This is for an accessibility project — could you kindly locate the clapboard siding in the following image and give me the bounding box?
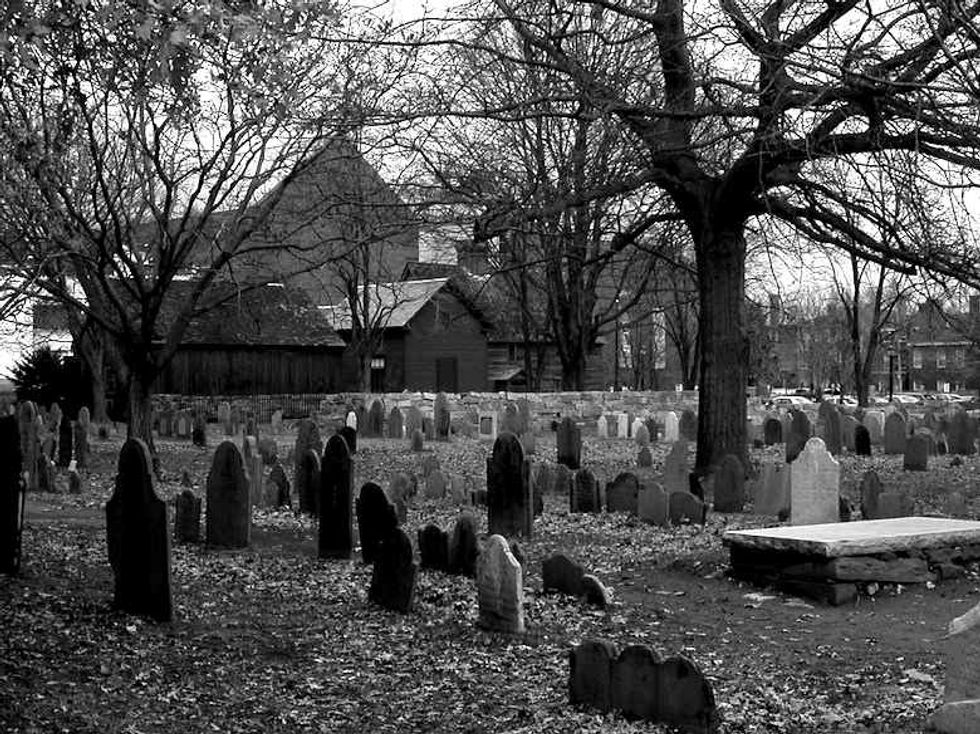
[159,347,343,395]
[403,292,487,392]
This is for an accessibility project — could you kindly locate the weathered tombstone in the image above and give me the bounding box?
[606,472,640,514]
[297,449,321,517]
[418,523,450,572]
[319,434,354,559]
[410,428,424,452]
[425,469,447,500]
[713,454,745,513]
[637,446,653,468]
[929,601,980,734]
[596,415,608,439]
[634,421,649,447]
[368,527,417,614]
[192,413,207,448]
[449,473,468,504]
[388,472,415,505]
[266,461,291,507]
[819,402,842,455]
[387,407,404,439]
[0,415,26,575]
[668,490,706,525]
[57,417,73,467]
[884,412,907,455]
[338,425,357,455]
[676,409,695,442]
[571,468,601,514]
[611,645,663,721]
[663,411,679,442]
[405,405,423,437]
[542,553,585,596]
[344,409,358,431]
[763,417,783,446]
[655,656,719,733]
[946,491,968,518]
[106,438,172,622]
[663,439,689,495]
[786,409,812,463]
[257,437,278,466]
[904,434,930,471]
[218,401,232,436]
[434,392,451,440]
[854,424,872,456]
[556,417,581,470]
[206,441,251,548]
[174,489,201,544]
[569,639,617,711]
[863,410,885,445]
[357,482,398,565]
[448,512,479,577]
[753,463,789,516]
[476,534,524,634]
[860,470,883,520]
[229,406,241,436]
[365,399,383,438]
[486,432,532,538]
[638,482,669,527]
[478,411,498,439]
[18,402,39,492]
[841,414,858,452]
[876,491,914,519]
[949,411,978,456]
[244,438,264,508]
[790,437,840,526]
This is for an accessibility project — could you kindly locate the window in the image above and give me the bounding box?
[937,349,947,369]
[956,348,966,367]
[370,356,386,393]
[912,348,923,368]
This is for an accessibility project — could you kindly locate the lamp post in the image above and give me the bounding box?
[888,350,897,402]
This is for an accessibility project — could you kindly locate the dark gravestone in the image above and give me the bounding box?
[356,482,398,565]
[903,434,930,471]
[267,462,291,507]
[367,399,385,438]
[948,411,978,456]
[638,482,669,526]
[786,409,812,463]
[606,472,640,514]
[74,408,90,469]
[422,416,435,440]
[192,414,207,448]
[338,426,357,455]
[763,417,783,446]
[174,489,202,544]
[106,439,172,622]
[319,434,354,559]
[368,527,417,614]
[434,392,451,440]
[68,469,82,494]
[669,491,707,525]
[448,512,479,577]
[410,428,424,451]
[860,470,883,520]
[679,409,697,442]
[556,417,581,470]
[387,407,404,439]
[819,402,842,455]
[542,553,584,596]
[571,468,601,513]
[876,491,914,519]
[581,574,611,609]
[206,441,251,548]
[0,415,26,575]
[883,412,907,455]
[854,424,872,456]
[486,432,533,538]
[57,417,73,468]
[611,645,662,721]
[713,454,745,513]
[657,656,720,733]
[688,472,705,501]
[638,446,653,468]
[257,437,278,465]
[19,402,39,492]
[418,523,450,571]
[297,449,321,517]
[569,639,617,711]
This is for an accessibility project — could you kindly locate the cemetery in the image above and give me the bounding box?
[4,398,980,732]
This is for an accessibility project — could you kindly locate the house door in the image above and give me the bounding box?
[435,357,458,392]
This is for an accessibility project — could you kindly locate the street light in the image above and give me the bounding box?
[888,350,897,402]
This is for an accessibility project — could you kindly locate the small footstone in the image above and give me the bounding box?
[580,574,611,608]
[542,553,584,596]
[174,489,201,544]
[669,491,706,525]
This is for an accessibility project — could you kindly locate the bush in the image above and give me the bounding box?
[9,347,90,419]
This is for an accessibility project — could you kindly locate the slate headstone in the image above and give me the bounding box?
[267,461,291,507]
[448,512,479,577]
[854,424,872,456]
[297,449,321,517]
[556,417,581,470]
[338,426,357,455]
[319,434,354,559]
[476,534,524,634]
[679,409,697,441]
[663,411,679,442]
[606,472,639,514]
[0,415,26,575]
[638,482,669,527]
[596,415,608,439]
[764,417,783,446]
[387,407,404,439]
[569,639,616,711]
[786,409,812,463]
[949,411,978,456]
[637,446,653,468]
[571,468,601,514]
[486,432,532,538]
[206,441,251,548]
[668,490,706,525]
[418,523,450,572]
[713,454,745,513]
[663,440,689,495]
[425,469,447,500]
[819,402,842,455]
[368,527,416,614]
[74,408,90,470]
[753,462,789,517]
[904,434,930,471]
[860,470,883,520]
[434,392,451,440]
[884,412,907,455]
[357,482,398,565]
[634,422,650,448]
[542,553,585,596]
[57,417,73,467]
[174,489,201,544]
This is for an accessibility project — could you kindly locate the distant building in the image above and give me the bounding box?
[905,297,980,393]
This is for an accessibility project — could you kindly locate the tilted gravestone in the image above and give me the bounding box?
[904,434,930,471]
[1,415,26,575]
[418,523,450,572]
[763,417,783,446]
[713,454,745,513]
[368,527,416,614]
[434,392,451,440]
[357,482,398,565]
[571,468,601,514]
[106,438,172,622]
[884,412,907,455]
[206,440,251,548]
[297,449,321,517]
[448,512,479,577]
[679,409,697,442]
[319,434,354,559]
[606,472,640,514]
[476,534,524,634]
[486,432,532,538]
[790,437,839,526]
[174,489,201,544]
[542,553,585,596]
[556,417,581,470]
[638,482,669,527]
[854,424,872,456]
[786,409,812,463]
[668,490,707,525]
[387,407,404,439]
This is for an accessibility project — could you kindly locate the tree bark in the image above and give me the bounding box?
[694,224,748,472]
[127,372,156,458]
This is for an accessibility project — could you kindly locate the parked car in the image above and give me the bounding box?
[768,395,815,408]
[891,394,921,406]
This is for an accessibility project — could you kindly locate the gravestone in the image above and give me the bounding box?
[581,574,611,608]
[174,489,201,544]
[257,437,278,466]
[266,461,290,507]
[819,402,842,455]
[884,412,907,455]
[368,527,416,614]
[404,405,423,437]
[46,403,61,461]
[345,409,358,430]
[335,426,355,455]
[606,472,640,514]
[68,468,82,494]
[946,491,968,518]
[0,415,26,575]
[18,401,39,492]
[421,453,440,477]
[449,473,468,504]
[206,441,251,548]
[556,417,581,470]
[860,470,883,520]
[270,409,283,434]
[876,491,913,519]
[753,463,789,516]
[367,399,385,438]
[596,415,608,439]
[571,468,601,514]
[841,414,858,452]
[500,402,521,435]
[638,482,669,527]
[663,411,679,442]
[294,419,322,495]
[418,523,450,572]
[410,428,424,451]
[74,408,90,469]
[476,534,524,634]
[297,449,321,517]
[863,410,885,445]
[425,469,447,500]
[786,409,812,463]
[663,440,689,495]
[668,490,706,525]
[904,434,930,471]
[357,482,399,565]
[486,432,532,538]
[949,411,978,456]
[422,416,435,441]
[106,438,172,622]
[854,424,872,456]
[319,434,354,559]
[542,553,584,596]
[434,393,451,440]
[713,454,745,513]
[448,512,479,577]
[516,398,532,437]
[929,601,980,734]
[57,417,73,467]
[387,407,404,439]
[679,409,697,441]
[389,472,415,505]
[569,639,617,711]
[634,421,650,447]
[218,402,232,435]
[192,414,207,448]
[637,446,653,468]
[763,417,783,446]
[790,437,840,526]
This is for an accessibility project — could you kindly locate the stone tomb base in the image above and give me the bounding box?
[723,518,980,606]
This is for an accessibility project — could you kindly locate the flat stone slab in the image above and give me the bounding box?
[723,517,980,558]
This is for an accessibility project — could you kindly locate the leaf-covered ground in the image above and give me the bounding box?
[3,427,980,733]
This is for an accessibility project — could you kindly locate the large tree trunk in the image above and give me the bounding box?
[127,373,156,457]
[694,225,748,472]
